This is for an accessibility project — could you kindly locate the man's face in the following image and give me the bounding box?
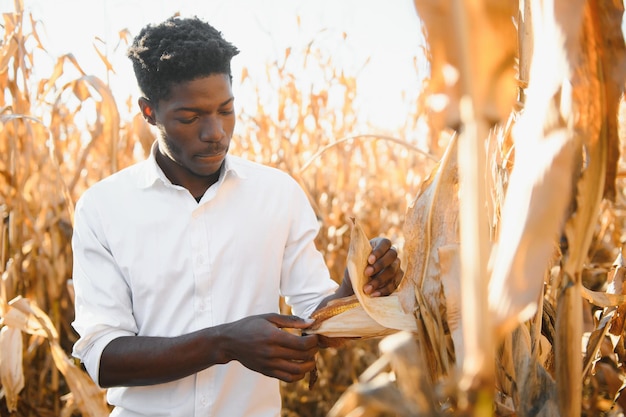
[142,74,236,189]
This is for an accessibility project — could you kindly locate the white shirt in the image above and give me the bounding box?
[71,149,338,417]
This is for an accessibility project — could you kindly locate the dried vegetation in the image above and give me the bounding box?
[0,2,430,416]
[2,1,626,417]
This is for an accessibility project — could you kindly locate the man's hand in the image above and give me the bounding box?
[362,237,403,297]
[220,314,319,383]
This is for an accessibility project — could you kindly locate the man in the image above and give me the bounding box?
[71,15,402,417]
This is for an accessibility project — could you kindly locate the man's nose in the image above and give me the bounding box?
[199,116,223,141]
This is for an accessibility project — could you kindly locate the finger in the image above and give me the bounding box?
[370,278,398,297]
[365,249,399,280]
[272,358,318,383]
[367,237,392,266]
[268,331,320,355]
[365,244,398,278]
[364,258,401,295]
[283,336,320,357]
[267,344,319,363]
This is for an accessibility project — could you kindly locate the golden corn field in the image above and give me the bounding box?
[2,0,626,416]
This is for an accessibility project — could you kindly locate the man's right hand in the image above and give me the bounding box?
[219,313,319,383]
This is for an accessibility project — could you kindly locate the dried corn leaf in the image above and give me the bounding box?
[488,125,577,337]
[0,37,19,75]
[2,296,58,339]
[1,296,109,416]
[378,331,436,414]
[607,252,626,337]
[488,0,593,340]
[346,218,417,332]
[439,244,462,364]
[49,342,110,417]
[0,325,24,411]
[328,373,414,417]
[555,1,624,415]
[1,297,51,338]
[511,325,558,417]
[402,131,459,378]
[581,286,626,309]
[582,252,626,378]
[412,0,518,133]
[402,132,458,307]
[595,1,626,201]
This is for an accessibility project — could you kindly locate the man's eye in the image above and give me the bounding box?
[178,117,198,124]
[220,109,234,116]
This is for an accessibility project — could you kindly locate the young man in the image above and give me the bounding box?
[71,15,402,417]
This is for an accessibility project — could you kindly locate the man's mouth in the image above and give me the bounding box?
[195,148,226,158]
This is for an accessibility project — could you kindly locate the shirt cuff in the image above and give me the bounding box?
[73,329,135,388]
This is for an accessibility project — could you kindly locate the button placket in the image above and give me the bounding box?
[191,207,212,317]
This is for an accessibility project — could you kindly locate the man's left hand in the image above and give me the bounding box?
[361,237,403,297]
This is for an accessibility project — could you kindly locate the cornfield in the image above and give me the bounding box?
[1,1,626,417]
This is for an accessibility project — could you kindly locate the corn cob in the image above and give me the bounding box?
[310,296,361,322]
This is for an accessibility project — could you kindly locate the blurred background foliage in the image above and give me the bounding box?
[0,2,436,416]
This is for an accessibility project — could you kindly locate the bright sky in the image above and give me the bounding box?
[8,0,428,130]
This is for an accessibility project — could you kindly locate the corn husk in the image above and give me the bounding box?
[0,325,24,412]
[309,219,418,337]
[308,296,396,338]
[345,218,418,332]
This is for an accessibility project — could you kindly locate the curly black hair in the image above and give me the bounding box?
[127,15,240,103]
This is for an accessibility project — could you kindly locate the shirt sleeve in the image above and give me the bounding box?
[279,179,339,318]
[71,190,137,387]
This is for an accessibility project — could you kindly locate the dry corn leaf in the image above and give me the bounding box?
[507,1,589,414]
[346,218,418,332]
[582,252,626,378]
[554,1,624,415]
[378,331,436,414]
[402,132,458,309]
[488,0,592,340]
[327,373,415,417]
[93,42,116,74]
[488,124,577,338]
[49,342,110,417]
[511,325,558,417]
[581,286,626,309]
[412,0,518,133]
[1,297,51,338]
[438,244,462,364]
[402,131,459,379]
[0,325,24,412]
[0,36,19,75]
[5,297,59,338]
[607,252,626,337]
[1,297,109,416]
[595,1,626,202]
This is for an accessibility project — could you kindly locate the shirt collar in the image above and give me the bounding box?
[137,140,247,189]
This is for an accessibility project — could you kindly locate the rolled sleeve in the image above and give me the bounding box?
[71,193,138,387]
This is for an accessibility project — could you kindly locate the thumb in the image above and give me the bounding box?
[266,313,315,330]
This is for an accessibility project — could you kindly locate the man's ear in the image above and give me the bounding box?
[138,97,156,125]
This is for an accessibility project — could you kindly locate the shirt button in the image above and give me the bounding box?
[200,396,208,406]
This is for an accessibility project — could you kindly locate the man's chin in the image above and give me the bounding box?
[192,160,224,178]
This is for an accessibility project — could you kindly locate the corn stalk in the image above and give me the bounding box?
[320,1,626,416]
